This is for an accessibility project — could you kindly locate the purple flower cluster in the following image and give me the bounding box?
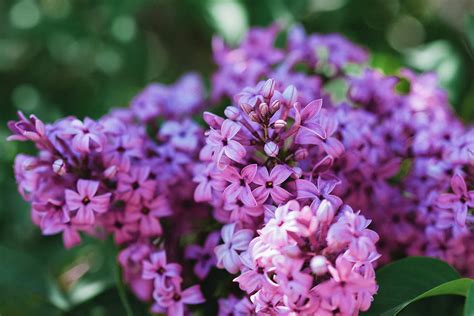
[9,74,208,315]
[209,24,474,278]
[131,72,205,122]
[9,23,474,315]
[195,79,380,314]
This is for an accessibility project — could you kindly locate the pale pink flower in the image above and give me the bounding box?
[215,223,253,274]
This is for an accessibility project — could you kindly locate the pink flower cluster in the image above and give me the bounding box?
[209,24,474,277]
[196,78,380,314]
[9,23,474,315]
[9,74,208,314]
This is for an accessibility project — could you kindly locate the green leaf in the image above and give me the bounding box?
[383,278,473,315]
[465,283,474,316]
[363,257,463,316]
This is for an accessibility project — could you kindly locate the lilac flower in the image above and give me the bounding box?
[215,223,254,274]
[119,242,154,301]
[42,221,82,249]
[7,111,46,143]
[222,165,258,207]
[142,251,182,289]
[65,179,111,225]
[125,195,172,237]
[131,73,205,121]
[154,282,205,316]
[294,99,325,144]
[159,119,201,152]
[102,211,138,244]
[207,119,247,168]
[102,133,144,172]
[233,252,267,294]
[117,166,155,204]
[316,257,377,313]
[317,110,345,158]
[438,173,474,218]
[61,118,105,153]
[193,164,223,202]
[15,22,474,314]
[295,176,342,210]
[185,231,220,280]
[252,165,293,204]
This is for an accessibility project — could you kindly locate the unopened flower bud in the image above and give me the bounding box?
[262,79,275,99]
[310,255,328,275]
[273,119,287,130]
[258,102,269,117]
[224,106,240,120]
[283,85,298,106]
[270,100,281,114]
[316,199,335,224]
[264,141,279,157]
[240,102,253,115]
[248,111,259,122]
[52,159,67,176]
[104,165,118,179]
[295,148,308,161]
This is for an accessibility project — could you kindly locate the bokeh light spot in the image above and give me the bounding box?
[112,16,136,43]
[310,0,347,12]
[388,15,425,51]
[12,84,40,112]
[95,49,122,74]
[209,0,248,44]
[10,0,42,29]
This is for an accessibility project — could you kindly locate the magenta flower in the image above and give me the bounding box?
[207,119,247,168]
[117,166,156,204]
[126,195,172,237]
[215,223,253,274]
[274,259,313,298]
[102,211,138,244]
[222,164,258,206]
[103,134,144,172]
[193,164,224,202]
[252,165,293,204]
[438,173,474,222]
[65,179,111,225]
[295,177,342,210]
[142,251,182,289]
[7,111,46,143]
[316,257,376,314]
[294,99,325,144]
[42,221,82,249]
[159,119,201,152]
[317,110,345,158]
[155,282,205,316]
[62,118,105,153]
[185,231,220,280]
[234,252,267,294]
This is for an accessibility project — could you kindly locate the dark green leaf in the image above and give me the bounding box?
[465,283,474,316]
[383,278,473,315]
[363,257,462,316]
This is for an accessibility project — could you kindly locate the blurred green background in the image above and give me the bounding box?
[0,0,473,315]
